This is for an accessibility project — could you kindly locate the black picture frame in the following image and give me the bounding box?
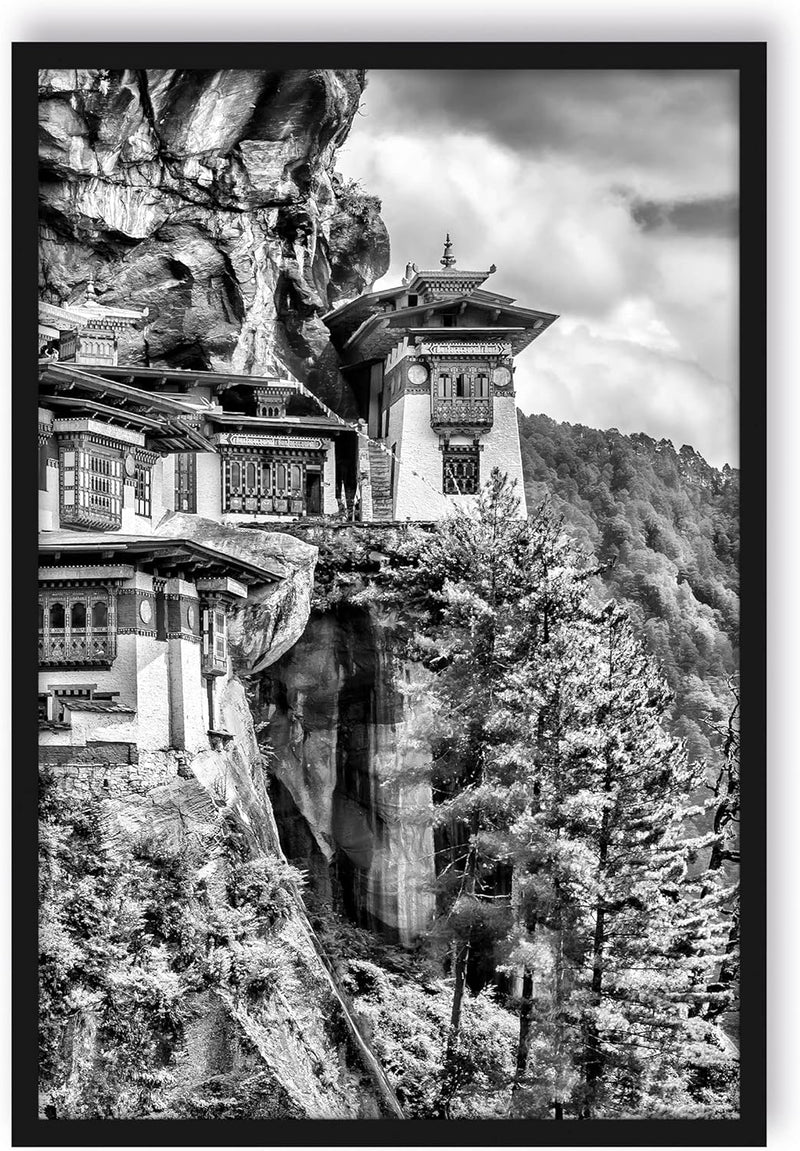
[12,41,766,1147]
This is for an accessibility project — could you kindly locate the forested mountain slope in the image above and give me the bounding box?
[518,413,739,764]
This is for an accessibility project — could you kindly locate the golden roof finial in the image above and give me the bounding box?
[440,232,456,268]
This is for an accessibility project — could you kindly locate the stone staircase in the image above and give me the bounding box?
[367,441,394,521]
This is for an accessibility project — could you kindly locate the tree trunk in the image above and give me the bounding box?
[583,796,610,1116]
[436,842,478,1118]
[509,965,534,1114]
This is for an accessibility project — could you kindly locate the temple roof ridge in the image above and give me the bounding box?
[39,297,148,331]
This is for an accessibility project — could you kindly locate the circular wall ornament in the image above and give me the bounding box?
[492,366,512,388]
[186,604,195,630]
[124,453,137,478]
[407,363,428,386]
[139,598,153,625]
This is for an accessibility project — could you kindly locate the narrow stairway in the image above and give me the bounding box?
[367,441,394,521]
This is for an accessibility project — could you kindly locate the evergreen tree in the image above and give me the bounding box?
[376,470,598,1114]
[375,469,738,1120]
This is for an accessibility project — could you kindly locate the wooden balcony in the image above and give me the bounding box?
[431,396,493,429]
[39,630,116,668]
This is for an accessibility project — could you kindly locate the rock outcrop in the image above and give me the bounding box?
[37,69,411,1120]
[40,525,404,1120]
[155,511,318,672]
[38,68,390,410]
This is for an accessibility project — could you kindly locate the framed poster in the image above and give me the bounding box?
[12,40,765,1146]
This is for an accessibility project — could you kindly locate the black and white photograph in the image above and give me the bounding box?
[12,42,766,1142]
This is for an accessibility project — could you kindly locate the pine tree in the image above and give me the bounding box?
[376,470,599,1115]
[502,603,737,1118]
[375,469,737,1120]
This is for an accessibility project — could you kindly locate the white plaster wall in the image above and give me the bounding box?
[38,461,60,531]
[120,482,137,532]
[68,709,138,746]
[39,667,136,705]
[481,396,527,516]
[106,633,140,714]
[323,440,338,514]
[196,452,223,519]
[127,457,168,534]
[135,633,172,751]
[390,393,527,520]
[167,636,206,751]
[160,454,177,516]
[39,631,140,742]
[127,570,153,593]
[391,395,451,521]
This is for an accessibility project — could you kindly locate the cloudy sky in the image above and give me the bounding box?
[336,70,739,468]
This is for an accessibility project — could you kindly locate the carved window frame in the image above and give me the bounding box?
[442,443,481,495]
[38,586,117,668]
[222,450,309,515]
[59,439,123,530]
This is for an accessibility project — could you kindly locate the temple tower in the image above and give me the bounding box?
[323,236,558,520]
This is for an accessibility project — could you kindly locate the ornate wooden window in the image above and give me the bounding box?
[134,463,152,517]
[442,443,481,495]
[175,452,197,513]
[60,443,123,530]
[431,363,494,429]
[202,604,228,676]
[39,588,116,667]
[222,452,306,515]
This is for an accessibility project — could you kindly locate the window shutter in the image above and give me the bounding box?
[213,609,227,662]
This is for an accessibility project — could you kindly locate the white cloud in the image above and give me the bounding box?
[515,323,738,468]
[337,70,739,467]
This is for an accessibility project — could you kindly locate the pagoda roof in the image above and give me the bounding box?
[333,295,558,365]
[39,363,345,445]
[403,267,494,296]
[39,299,148,332]
[38,525,284,586]
[64,362,304,397]
[208,411,343,436]
[38,363,216,453]
[323,268,507,340]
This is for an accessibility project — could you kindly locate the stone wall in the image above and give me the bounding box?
[41,744,174,800]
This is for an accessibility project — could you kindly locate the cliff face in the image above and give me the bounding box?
[251,603,437,946]
[38,68,390,410]
[40,533,403,1120]
[37,70,409,1119]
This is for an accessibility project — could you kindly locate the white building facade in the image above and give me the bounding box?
[324,237,558,520]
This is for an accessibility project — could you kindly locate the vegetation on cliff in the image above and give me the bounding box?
[38,770,390,1120]
[517,413,739,767]
[350,471,739,1120]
